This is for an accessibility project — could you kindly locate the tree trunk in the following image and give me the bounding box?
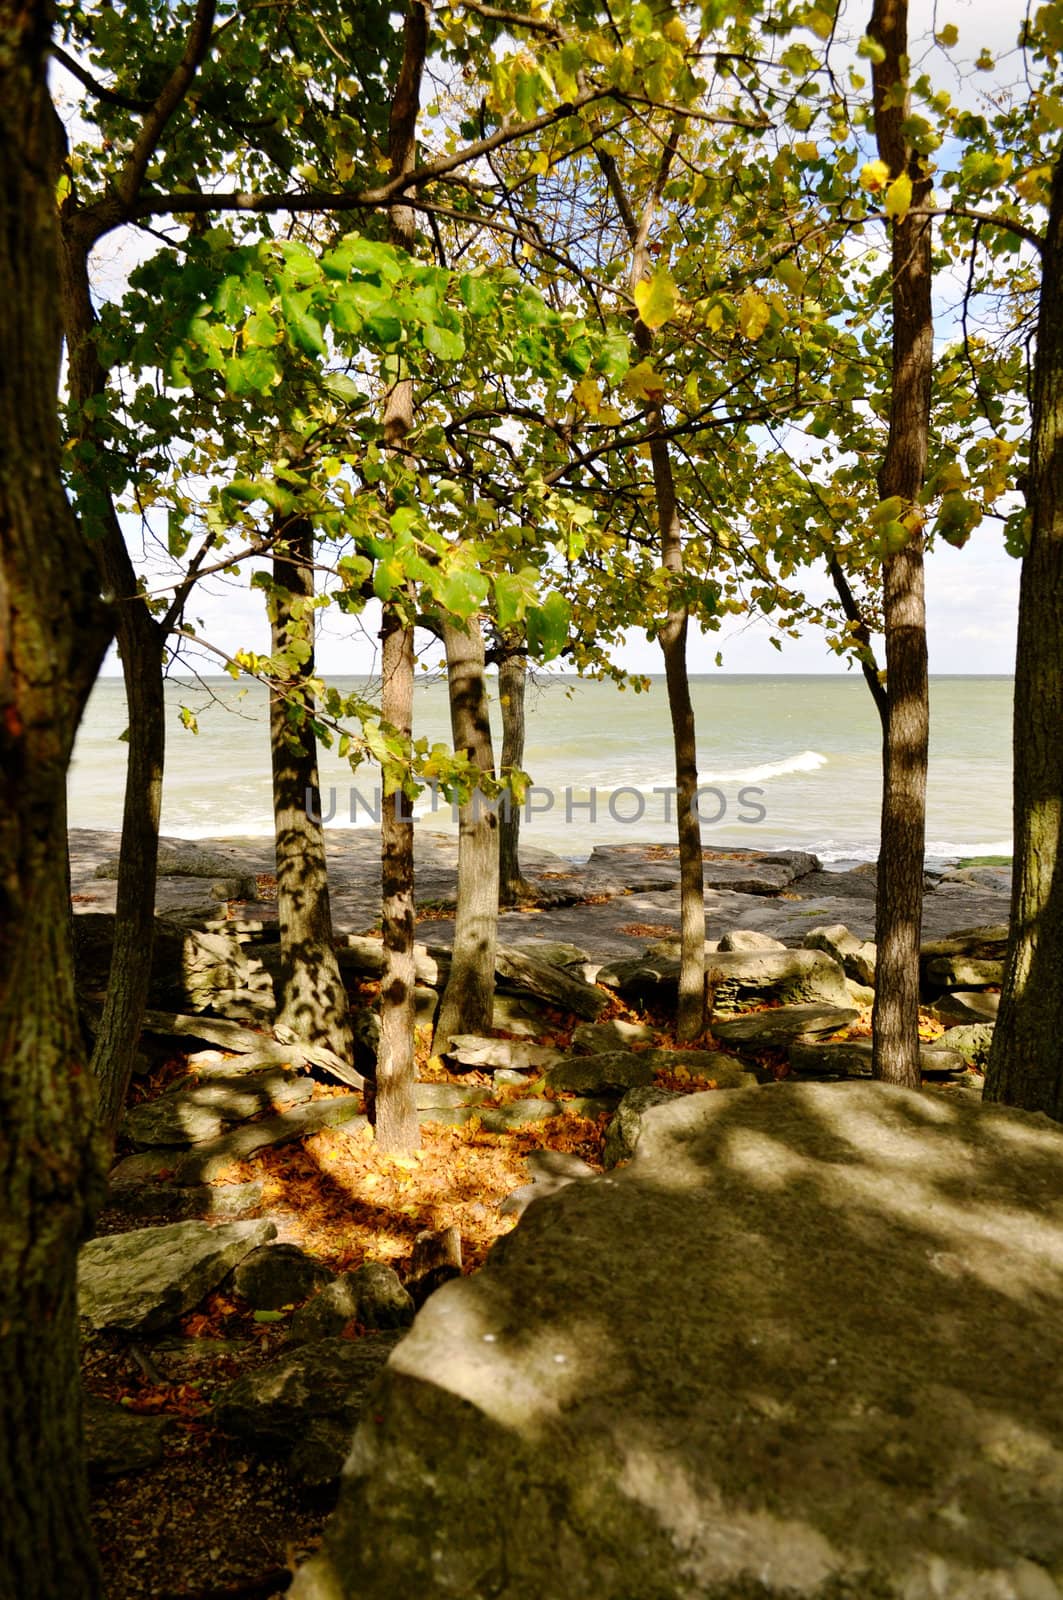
[498,636,532,905]
[60,229,168,1134]
[983,158,1063,1117]
[375,613,419,1151]
[650,433,706,1040]
[270,517,353,1062]
[0,10,112,1590]
[435,617,499,1050]
[869,0,933,1090]
[372,0,428,1152]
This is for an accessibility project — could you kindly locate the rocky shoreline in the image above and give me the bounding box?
[72,828,1017,1598]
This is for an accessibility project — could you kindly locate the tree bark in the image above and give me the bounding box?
[60,230,168,1135]
[497,635,532,905]
[0,8,112,1590]
[983,158,1063,1117]
[435,616,499,1049]
[373,0,428,1152]
[269,517,354,1062]
[869,0,933,1090]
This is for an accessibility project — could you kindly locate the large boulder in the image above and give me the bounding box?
[121,1068,312,1147]
[712,1002,858,1050]
[232,1244,335,1310]
[291,1083,1063,1600]
[802,924,877,987]
[79,1218,277,1333]
[601,948,851,1009]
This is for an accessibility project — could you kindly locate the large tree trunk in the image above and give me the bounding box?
[983,158,1063,1117]
[497,635,533,905]
[0,10,112,1591]
[60,230,167,1134]
[869,0,933,1090]
[435,617,499,1050]
[270,517,354,1062]
[372,0,428,1152]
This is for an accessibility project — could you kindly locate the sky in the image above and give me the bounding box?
[89,0,1032,680]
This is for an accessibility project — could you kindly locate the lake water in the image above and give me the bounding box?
[69,673,1014,865]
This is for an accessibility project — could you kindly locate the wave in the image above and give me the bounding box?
[698,750,828,785]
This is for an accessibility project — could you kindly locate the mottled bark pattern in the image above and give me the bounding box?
[435,618,499,1049]
[372,0,428,1152]
[270,518,353,1062]
[984,159,1063,1116]
[0,5,112,1590]
[869,0,933,1089]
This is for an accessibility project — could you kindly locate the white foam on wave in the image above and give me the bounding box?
[698,749,829,785]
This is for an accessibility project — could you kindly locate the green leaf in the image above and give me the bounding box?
[492,567,539,627]
[526,592,570,660]
[322,372,367,404]
[323,236,402,280]
[281,291,326,357]
[423,322,465,361]
[560,335,594,377]
[225,349,279,396]
[459,274,498,316]
[244,309,279,348]
[433,567,490,619]
[593,332,631,382]
[252,1310,286,1324]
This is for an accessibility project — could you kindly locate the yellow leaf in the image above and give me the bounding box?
[623,360,666,402]
[884,171,913,221]
[776,259,806,294]
[806,8,835,40]
[701,299,726,333]
[794,140,819,161]
[572,376,601,416]
[529,150,550,176]
[662,16,687,43]
[634,271,678,331]
[936,21,959,46]
[860,158,890,193]
[737,288,771,340]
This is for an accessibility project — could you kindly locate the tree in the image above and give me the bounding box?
[0,2,112,1591]
[984,153,1063,1116]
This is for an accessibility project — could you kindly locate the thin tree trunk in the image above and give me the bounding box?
[60,231,167,1134]
[498,636,532,905]
[599,132,706,1040]
[270,517,353,1062]
[435,616,499,1049]
[373,0,428,1151]
[0,10,112,1589]
[869,0,933,1089]
[984,158,1063,1117]
[376,615,419,1151]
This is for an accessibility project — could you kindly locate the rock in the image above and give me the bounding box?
[138,1011,365,1090]
[938,1022,996,1065]
[499,1150,597,1219]
[932,990,1001,1025]
[789,1039,968,1080]
[495,945,609,1020]
[116,1180,265,1224]
[82,1395,171,1477]
[79,1218,277,1334]
[701,850,820,894]
[603,1084,682,1167]
[543,1051,657,1097]
[491,992,558,1037]
[478,1099,565,1131]
[446,1036,564,1072]
[406,1226,462,1307]
[571,1019,656,1053]
[232,1244,335,1310]
[214,1335,400,1485]
[926,955,1004,989]
[290,1082,1063,1600]
[290,1264,414,1344]
[712,1002,859,1050]
[845,978,876,1008]
[602,948,850,1009]
[336,935,441,986]
[109,1095,366,1189]
[941,865,1013,892]
[96,844,250,880]
[121,1069,312,1148]
[509,939,592,968]
[717,928,787,952]
[803,924,877,986]
[414,1082,491,1111]
[920,924,1009,964]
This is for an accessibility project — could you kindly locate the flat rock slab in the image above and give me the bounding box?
[445,1036,565,1073]
[79,1218,277,1333]
[292,1083,1063,1600]
[789,1039,969,1080]
[83,1395,172,1477]
[712,1002,859,1049]
[121,1069,313,1147]
[110,1095,366,1188]
[214,1334,401,1485]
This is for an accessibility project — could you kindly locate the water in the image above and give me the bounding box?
[69,674,1014,864]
